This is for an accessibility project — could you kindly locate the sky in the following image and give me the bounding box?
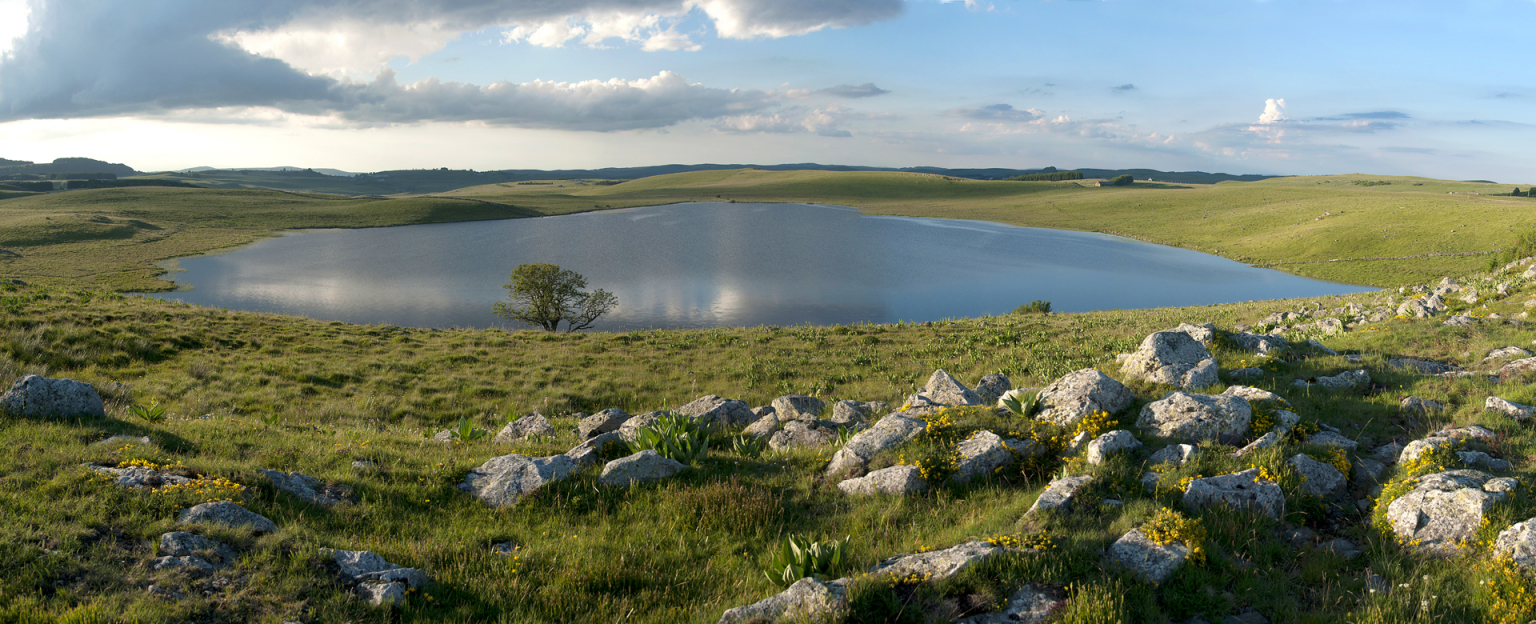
[0,0,1533,180]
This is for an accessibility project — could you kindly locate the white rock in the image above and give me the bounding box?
[837,465,929,496]
[868,541,1008,581]
[1486,397,1534,421]
[1287,454,1346,498]
[1494,519,1536,571]
[1149,444,1199,466]
[771,395,825,421]
[495,413,555,443]
[1085,430,1142,465]
[460,453,579,506]
[677,395,756,428]
[1121,331,1218,389]
[716,577,848,624]
[177,501,277,533]
[957,584,1064,624]
[825,414,926,477]
[1386,469,1505,556]
[0,375,105,418]
[1028,475,1094,515]
[1137,391,1251,444]
[1034,369,1134,428]
[1106,529,1189,585]
[909,370,983,408]
[1183,469,1285,519]
[598,450,686,487]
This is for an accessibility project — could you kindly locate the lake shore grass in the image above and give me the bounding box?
[6,261,1536,621]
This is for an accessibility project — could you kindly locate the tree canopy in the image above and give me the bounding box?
[493,263,618,332]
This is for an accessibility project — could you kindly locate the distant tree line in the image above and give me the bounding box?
[1107,174,1134,186]
[0,181,54,192]
[1510,187,1536,197]
[64,179,200,190]
[1008,171,1084,182]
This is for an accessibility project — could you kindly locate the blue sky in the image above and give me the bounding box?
[0,0,1532,180]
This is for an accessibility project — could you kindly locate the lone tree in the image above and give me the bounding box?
[493,263,617,332]
[1108,174,1134,186]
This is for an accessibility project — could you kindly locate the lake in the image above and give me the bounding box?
[143,202,1375,330]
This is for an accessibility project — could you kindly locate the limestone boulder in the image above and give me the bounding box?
[578,409,631,439]
[460,453,578,506]
[743,413,781,440]
[177,501,278,533]
[951,431,1036,483]
[1183,469,1284,519]
[824,414,926,477]
[1121,331,1218,389]
[1389,359,1454,375]
[1486,397,1534,421]
[1458,450,1511,472]
[1170,322,1217,342]
[159,532,238,567]
[677,395,755,428]
[1400,396,1443,416]
[598,450,686,487]
[1494,518,1536,571]
[772,395,825,422]
[973,373,1013,405]
[1034,369,1133,428]
[1304,430,1359,451]
[957,584,1065,624]
[323,548,431,607]
[1386,470,1507,556]
[565,431,625,467]
[1137,391,1251,444]
[1107,529,1190,585]
[495,413,555,443]
[1221,385,1289,406]
[0,375,105,418]
[1232,432,1281,458]
[1149,444,1199,467]
[837,465,929,496]
[908,369,983,408]
[1028,475,1094,515]
[768,420,838,451]
[1294,369,1370,391]
[1488,347,1534,361]
[869,541,1008,581]
[830,400,883,425]
[1232,332,1288,355]
[717,577,848,624]
[1085,430,1142,465]
[259,470,354,506]
[1498,357,1536,381]
[617,411,663,443]
[87,463,192,489]
[1287,454,1346,498]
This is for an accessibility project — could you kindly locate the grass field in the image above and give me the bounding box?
[5,263,1536,622]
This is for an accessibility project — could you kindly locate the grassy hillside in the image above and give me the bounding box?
[6,263,1536,622]
[0,187,526,291]
[445,170,1536,287]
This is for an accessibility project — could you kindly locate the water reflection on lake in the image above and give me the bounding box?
[143,202,1374,330]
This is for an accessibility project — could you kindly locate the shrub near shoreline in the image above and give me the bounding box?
[6,261,1536,622]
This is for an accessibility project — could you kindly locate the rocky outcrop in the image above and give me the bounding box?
[1183,469,1284,519]
[87,463,193,489]
[1293,369,1370,391]
[1398,425,1495,464]
[907,369,984,408]
[1487,347,1534,361]
[1287,454,1346,498]
[1034,369,1133,428]
[837,465,929,496]
[1497,358,1536,381]
[677,395,756,428]
[259,470,354,506]
[743,413,780,440]
[1121,331,1218,389]
[717,577,849,624]
[830,400,885,425]
[495,413,555,443]
[1232,332,1288,355]
[772,395,825,422]
[152,532,238,575]
[973,373,1013,405]
[323,548,431,607]
[1149,444,1199,466]
[1397,294,1447,318]
[566,431,625,467]
[579,408,631,439]
[1386,469,1507,556]
[768,420,839,451]
[1028,475,1094,515]
[1494,519,1536,571]
[951,431,1036,483]
[177,501,278,533]
[1486,397,1534,421]
[1085,430,1142,465]
[460,453,578,506]
[1137,391,1251,444]
[1400,396,1443,416]
[869,541,1009,581]
[825,414,926,477]
[0,375,106,418]
[598,450,686,487]
[1107,529,1190,585]
[616,412,662,442]
[957,584,1065,624]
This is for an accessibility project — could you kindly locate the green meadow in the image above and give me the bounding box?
[3,170,1536,622]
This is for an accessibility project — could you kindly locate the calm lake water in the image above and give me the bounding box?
[143,202,1374,330]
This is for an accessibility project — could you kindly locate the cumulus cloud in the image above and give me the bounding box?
[714,103,878,137]
[1256,98,1288,124]
[0,0,899,128]
[948,103,1043,122]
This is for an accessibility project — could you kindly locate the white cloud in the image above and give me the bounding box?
[715,103,878,137]
[215,20,466,79]
[1256,97,1288,124]
[0,0,29,56]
